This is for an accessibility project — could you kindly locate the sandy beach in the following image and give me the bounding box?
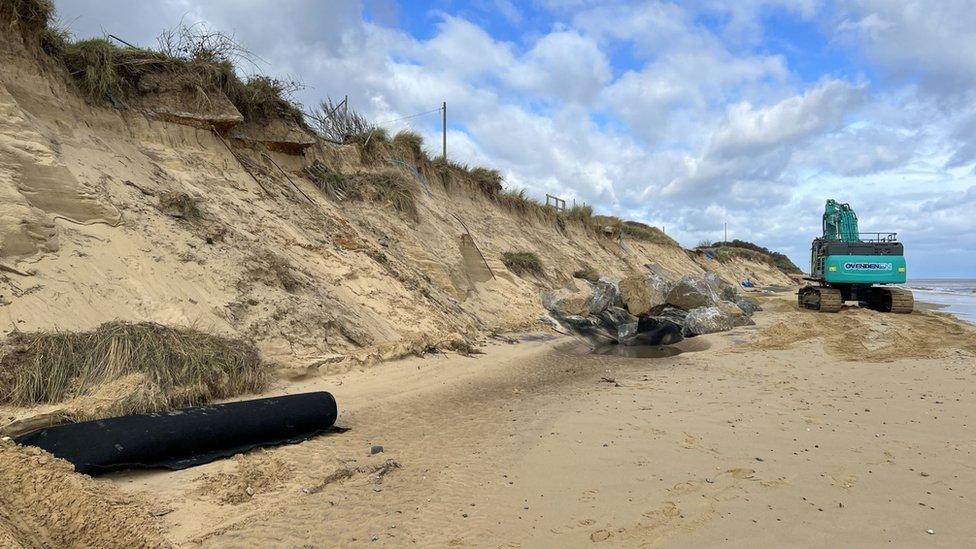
[2,5,976,546]
[27,290,957,547]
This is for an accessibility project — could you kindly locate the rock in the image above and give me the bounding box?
[682,302,755,336]
[618,275,667,316]
[541,281,592,316]
[666,274,720,310]
[623,315,684,346]
[682,306,737,336]
[551,314,616,346]
[597,306,638,341]
[705,271,740,302]
[718,300,754,327]
[735,296,762,315]
[371,445,384,455]
[589,278,620,314]
[655,306,689,325]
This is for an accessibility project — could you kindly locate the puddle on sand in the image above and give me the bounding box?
[591,337,710,359]
[593,345,683,358]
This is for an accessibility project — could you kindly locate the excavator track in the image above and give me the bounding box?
[869,287,915,314]
[798,286,843,312]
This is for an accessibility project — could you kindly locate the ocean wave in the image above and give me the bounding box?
[906,287,976,296]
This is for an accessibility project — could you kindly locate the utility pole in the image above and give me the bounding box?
[724,222,727,243]
[442,101,447,160]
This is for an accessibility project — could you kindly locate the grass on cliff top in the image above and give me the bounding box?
[591,215,679,247]
[306,98,683,245]
[6,5,306,125]
[699,239,802,274]
[0,321,272,412]
[0,0,54,39]
[502,251,544,276]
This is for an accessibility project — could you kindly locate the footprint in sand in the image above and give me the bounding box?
[669,480,701,495]
[590,529,612,542]
[579,488,599,503]
[726,468,756,480]
[827,473,858,489]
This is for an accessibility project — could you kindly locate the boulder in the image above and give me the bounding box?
[597,306,639,341]
[718,300,755,327]
[666,274,720,310]
[705,271,740,302]
[735,296,762,315]
[619,274,668,315]
[541,281,591,317]
[655,306,689,326]
[551,314,616,346]
[623,315,684,346]
[682,306,736,336]
[589,278,621,314]
[683,302,755,336]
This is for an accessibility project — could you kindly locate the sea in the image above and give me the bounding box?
[903,279,976,325]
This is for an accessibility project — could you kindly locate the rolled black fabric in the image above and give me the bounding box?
[15,391,338,475]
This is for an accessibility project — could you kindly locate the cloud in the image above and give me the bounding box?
[661,79,866,198]
[505,31,610,104]
[835,0,976,93]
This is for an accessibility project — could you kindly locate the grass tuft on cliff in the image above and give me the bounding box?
[0,0,54,41]
[0,321,272,413]
[502,251,544,276]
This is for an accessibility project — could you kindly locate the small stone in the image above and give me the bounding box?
[705,478,715,484]
[371,445,384,455]
[920,472,930,477]
[755,457,764,462]
[926,529,935,535]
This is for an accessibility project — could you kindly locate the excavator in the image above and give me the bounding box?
[798,199,914,313]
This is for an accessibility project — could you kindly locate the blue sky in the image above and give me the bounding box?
[52,0,976,277]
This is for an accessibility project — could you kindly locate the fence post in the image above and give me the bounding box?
[442,101,447,160]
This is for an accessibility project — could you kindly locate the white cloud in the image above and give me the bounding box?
[661,79,866,198]
[505,31,610,104]
[835,0,976,92]
[709,79,866,158]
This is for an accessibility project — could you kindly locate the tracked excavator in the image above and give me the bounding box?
[798,199,914,313]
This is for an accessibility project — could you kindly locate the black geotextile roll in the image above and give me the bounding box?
[15,391,338,476]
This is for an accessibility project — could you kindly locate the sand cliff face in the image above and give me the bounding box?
[0,27,794,369]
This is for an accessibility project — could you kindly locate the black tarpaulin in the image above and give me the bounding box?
[16,391,338,475]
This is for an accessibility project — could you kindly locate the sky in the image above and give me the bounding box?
[51,0,976,277]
